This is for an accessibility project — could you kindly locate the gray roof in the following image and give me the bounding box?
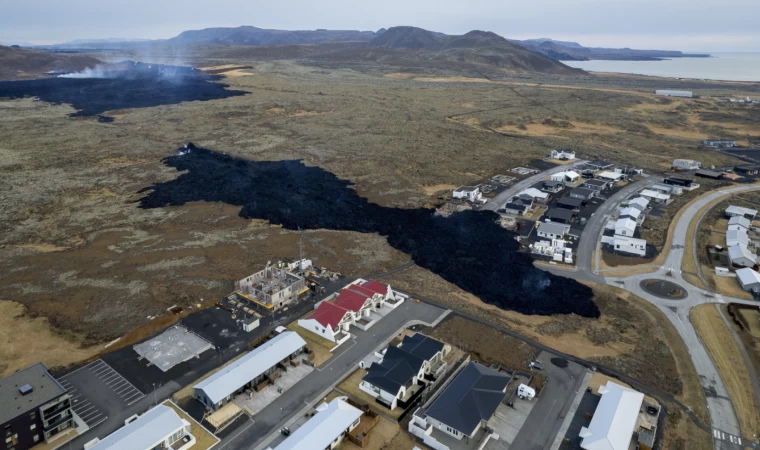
[546,208,575,221]
[88,405,187,450]
[570,187,596,198]
[0,363,66,425]
[425,362,509,436]
[584,179,608,187]
[538,222,570,236]
[363,334,444,395]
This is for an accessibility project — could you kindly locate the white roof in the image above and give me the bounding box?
[615,218,637,234]
[538,222,570,236]
[579,382,644,450]
[273,398,362,450]
[565,170,580,178]
[640,189,670,200]
[88,405,187,450]
[195,332,306,404]
[519,188,549,200]
[728,216,751,229]
[726,205,758,217]
[736,268,760,286]
[454,186,479,193]
[598,171,623,180]
[614,236,647,246]
[619,207,641,220]
[726,229,749,248]
[728,245,757,264]
[628,197,649,209]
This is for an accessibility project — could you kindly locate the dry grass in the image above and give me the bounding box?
[709,274,755,300]
[337,369,404,420]
[286,319,333,366]
[588,372,632,394]
[163,400,220,450]
[421,184,457,195]
[343,417,401,450]
[0,300,98,376]
[692,304,760,437]
[681,195,728,289]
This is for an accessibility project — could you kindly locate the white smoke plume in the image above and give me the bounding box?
[58,65,111,79]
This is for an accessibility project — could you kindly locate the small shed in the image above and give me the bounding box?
[243,315,262,332]
[695,169,723,180]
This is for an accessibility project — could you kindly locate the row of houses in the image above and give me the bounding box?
[299,280,402,345]
[724,205,759,268]
[603,195,652,257]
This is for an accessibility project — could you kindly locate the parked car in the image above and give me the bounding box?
[529,361,544,370]
[280,427,291,436]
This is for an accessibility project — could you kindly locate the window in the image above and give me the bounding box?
[29,424,36,431]
[33,435,39,443]
[29,412,36,421]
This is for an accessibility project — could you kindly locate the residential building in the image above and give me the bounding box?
[503,202,530,216]
[663,177,699,190]
[194,332,307,411]
[726,229,750,248]
[619,207,644,225]
[651,183,683,196]
[87,405,194,450]
[586,161,614,171]
[542,180,565,193]
[640,189,671,205]
[300,301,353,343]
[615,167,643,176]
[672,159,701,171]
[627,197,650,211]
[569,187,597,200]
[702,139,737,148]
[728,245,757,268]
[410,362,509,444]
[735,165,760,176]
[0,363,73,450]
[537,222,571,240]
[269,398,362,450]
[725,205,758,220]
[361,334,448,410]
[597,171,625,183]
[557,197,584,210]
[695,169,723,180]
[550,170,581,183]
[518,188,550,204]
[551,148,576,160]
[728,216,751,231]
[604,235,647,257]
[736,268,760,294]
[452,186,482,203]
[581,179,608,191]
[579,382,645,450]
[235,263,307,311]
[614,218,637,237]
[545,208,576,224]
[655,89,692,97]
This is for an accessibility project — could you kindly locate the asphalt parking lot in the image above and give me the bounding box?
[57,359,145,431]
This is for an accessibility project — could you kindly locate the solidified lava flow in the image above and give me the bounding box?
[0,62,247,118]
[139,147,599,317]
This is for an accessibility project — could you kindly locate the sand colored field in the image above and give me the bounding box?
[422,184,457,195]
[0,300,98,376]
[286,318,333,366]
[692,304,760,437]
[221,69,255,77]
[266,107,334,118]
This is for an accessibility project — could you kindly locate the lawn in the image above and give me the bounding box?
[163,400,220,450]
[286,316,334,366]
[692,304,760,438]
[336,369,405,420]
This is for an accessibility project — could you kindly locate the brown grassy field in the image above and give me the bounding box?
[692,304,760,437]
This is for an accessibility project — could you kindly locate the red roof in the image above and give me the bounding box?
[361,280,388,296]
[334,289,370,312]
[344,284,377,298]
[310,302,350,329]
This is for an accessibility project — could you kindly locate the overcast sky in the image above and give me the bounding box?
[2,0,758,51]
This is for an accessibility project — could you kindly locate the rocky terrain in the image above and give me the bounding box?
[0,45,101,80]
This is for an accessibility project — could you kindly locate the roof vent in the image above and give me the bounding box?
[19,384,33,395]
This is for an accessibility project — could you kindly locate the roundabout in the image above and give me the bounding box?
[639,279,688,300]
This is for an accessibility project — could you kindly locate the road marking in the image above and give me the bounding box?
[59,360,103,379]
[216,417,253,450]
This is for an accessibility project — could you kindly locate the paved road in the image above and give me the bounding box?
[217,299,448,450]
[511,352,587,449]
[482,161,587,212]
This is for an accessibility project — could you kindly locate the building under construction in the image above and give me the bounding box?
[234,261,309,310]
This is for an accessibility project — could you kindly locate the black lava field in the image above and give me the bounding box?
[0,62,246,118]
[139,147,598,317]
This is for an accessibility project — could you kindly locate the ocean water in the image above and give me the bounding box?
[563,52,760,82]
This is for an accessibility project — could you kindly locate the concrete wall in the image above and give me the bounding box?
[298,319,336,342]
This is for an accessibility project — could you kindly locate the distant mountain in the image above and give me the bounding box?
[510,38,710,61]
[169,26,377,46]
[367,26,441,50]
[0,45,101,80]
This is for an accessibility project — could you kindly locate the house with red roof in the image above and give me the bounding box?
[298,301,353,345]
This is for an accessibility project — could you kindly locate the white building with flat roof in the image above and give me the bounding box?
[604,236,647,257]
[640,189,671,205]
[655,90,692,98]
[269,398,363,450]
[580,382,645,450]
[86,405,194,450]
[726,229,750,249]
[725,205,758,220]
[453,186,482,203]
[728,245,757,268]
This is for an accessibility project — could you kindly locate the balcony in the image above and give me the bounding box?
[43,411,72,431]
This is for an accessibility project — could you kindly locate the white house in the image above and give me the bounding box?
[728,216,751,231]
[537,222,571,240]
[597,171,625,183]
[86,405,194,450]
[453,186,482,203]
[580,382,645,450]
[610,236,647,257]
[298,301,354,344]
[269,397,362,450]
[651,183,683,196]
[640,189,671,205]
[725,205,758,220]
[360,334,448,410]
[728,245,757,268]
[726,229,750,249]
[194,332,306,410]
[518,187,550,204]
[409,362,509,446]
[551,171,580,183]
[551,149,576,160]
[615,218,637,237]
[618,207,643,225]
[672,159,701,171]
[736,268,760,294]
[655,90,692,98]
[627,197,650,211]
